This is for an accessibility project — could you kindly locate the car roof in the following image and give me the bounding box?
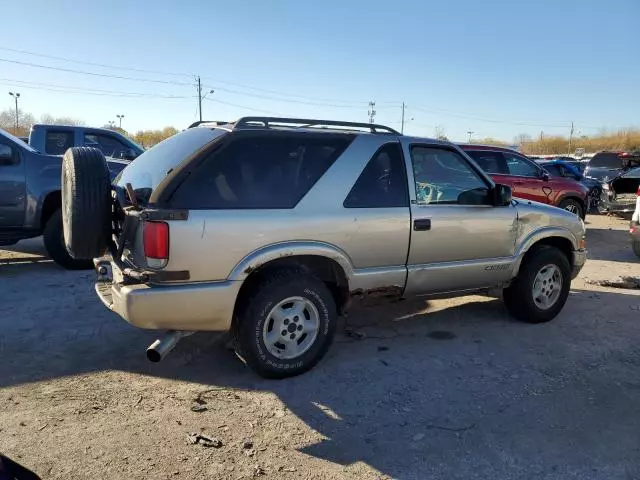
[457,143,520,154]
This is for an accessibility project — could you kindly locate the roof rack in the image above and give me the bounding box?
[187,120,232,128]
[233,117,401,135]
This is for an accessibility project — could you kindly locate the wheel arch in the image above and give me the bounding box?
[229,243,353,333]
[40,190,61,230]
[513,229,576,276]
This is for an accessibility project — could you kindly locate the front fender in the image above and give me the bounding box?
[228,241,356,282]
[512,226,578,275]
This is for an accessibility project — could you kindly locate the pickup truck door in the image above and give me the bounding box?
[0,141,26,227]
[401,141,518,295]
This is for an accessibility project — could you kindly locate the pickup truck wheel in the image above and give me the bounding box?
[503,245,571,323]
[236,270,337,379]
[632,239,640,258]
[43,209,93,270]
[558,198,584,219]
[61,147,111,260]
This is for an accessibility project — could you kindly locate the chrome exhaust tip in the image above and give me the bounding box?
[146,331,194,362]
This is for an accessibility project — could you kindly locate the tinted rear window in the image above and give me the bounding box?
[465,150,509,174]
[171,131,353,209]
[589,153,621,168]
[116,128,225,195]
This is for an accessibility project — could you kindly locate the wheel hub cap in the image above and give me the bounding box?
[262,296,320,360]
[532,264,563,310]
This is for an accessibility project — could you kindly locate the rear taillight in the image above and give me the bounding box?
[143,221,169,268]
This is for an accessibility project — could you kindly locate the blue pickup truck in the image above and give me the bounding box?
[0,128,128,269]
[28,124,144,160]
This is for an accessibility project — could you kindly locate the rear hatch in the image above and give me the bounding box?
[111,127,227,275]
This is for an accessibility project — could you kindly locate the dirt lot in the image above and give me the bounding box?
[1,214,639,480]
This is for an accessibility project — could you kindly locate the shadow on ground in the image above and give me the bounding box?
[2,278,640,478]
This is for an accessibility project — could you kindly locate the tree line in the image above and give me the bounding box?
[0,108,179,148]
[474,129,640,155]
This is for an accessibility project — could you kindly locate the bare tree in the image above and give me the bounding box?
[434,125,448,141]
[513,133,532,147]
[39,113,84,126]
[0,108,36,136]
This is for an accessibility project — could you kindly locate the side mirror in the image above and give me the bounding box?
[493,183,512,206]
[541,171,550,181]
[0,144,14,166]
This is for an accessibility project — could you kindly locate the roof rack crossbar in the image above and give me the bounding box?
[233,117,400,135]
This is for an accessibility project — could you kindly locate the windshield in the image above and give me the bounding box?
[0,128,37,152]
[115,127,226,198]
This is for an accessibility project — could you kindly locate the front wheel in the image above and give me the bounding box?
[558,198,584,219]
[503,245,571,323]
[236,270,337,379]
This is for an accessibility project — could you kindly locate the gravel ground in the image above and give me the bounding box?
[0,214,639,480]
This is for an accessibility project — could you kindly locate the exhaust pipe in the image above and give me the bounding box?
[146,331,194,362]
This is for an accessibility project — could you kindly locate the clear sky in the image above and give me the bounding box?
[1,0,638,142]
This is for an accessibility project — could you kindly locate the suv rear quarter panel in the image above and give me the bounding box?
[163,134,411,292]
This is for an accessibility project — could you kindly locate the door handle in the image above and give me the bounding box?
[413,219,431,231]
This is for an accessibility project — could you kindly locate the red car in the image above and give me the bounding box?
[459,144,590,218]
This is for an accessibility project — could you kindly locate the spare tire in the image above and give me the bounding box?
[61,147,112,260]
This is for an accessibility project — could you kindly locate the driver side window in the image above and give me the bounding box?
[410,146,488,205]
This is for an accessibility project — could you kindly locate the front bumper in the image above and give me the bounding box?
[94,259,241,331]
[572,248,587,279]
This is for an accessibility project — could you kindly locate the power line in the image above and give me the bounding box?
[200,83,368,109]
[0,57,194,86]
[0,46,193,78]
[0,77,191,98]
[203,97,284,116]
[0,45,376,106]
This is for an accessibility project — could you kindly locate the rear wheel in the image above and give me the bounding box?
[503,245,571,323]
[236,270,337,379]
[61,147,112,260]
[558,198,584,219]
[633,239,640,258]
[43,209,93,270]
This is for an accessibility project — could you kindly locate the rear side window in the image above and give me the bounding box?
[590,153,621,168]
[116,127,225,196]
[45,131,73,155]
[84,133,130,158]
[465,150,508,174]
[171,132,353,209]
[344,143,408,208]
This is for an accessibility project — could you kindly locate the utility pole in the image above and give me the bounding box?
[401,102,405,134]
[197,76,203,122]
[8,92,20,135]
[116,114,125,129]
[368,101,376,124]
[568,121,574,154]
[467,131,474,142]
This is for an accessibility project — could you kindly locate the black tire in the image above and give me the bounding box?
[43,209,93,270]
[61,147,112,260]
[503,245,571,323]
[558,198,584,219]
[236,270,337,379]
[633,239,640,259]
